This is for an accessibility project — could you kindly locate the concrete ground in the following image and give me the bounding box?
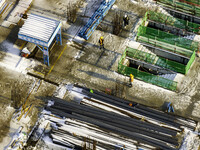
[0,0,200,149]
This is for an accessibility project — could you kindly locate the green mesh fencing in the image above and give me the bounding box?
[147,11,200,33]
[118,50,178,91]
[155,0,200,16]
[136,26,198,57]
[126,47,187,74]
[126,47,157,64]
[183,0,200,6]
[156,57,186,73]
[185,51,196,73]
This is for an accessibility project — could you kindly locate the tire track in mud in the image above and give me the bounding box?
[179,59,200,97]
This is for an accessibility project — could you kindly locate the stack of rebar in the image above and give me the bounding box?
[43,84,197,150]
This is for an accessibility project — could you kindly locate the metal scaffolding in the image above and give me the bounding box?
[18,14,62,66]
[78,0,116,40]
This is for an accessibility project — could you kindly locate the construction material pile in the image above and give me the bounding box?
[36,85,197,149]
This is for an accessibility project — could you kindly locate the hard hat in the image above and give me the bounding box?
[130,74,133,77]
[124,14,127,17]
[100,36,104,39]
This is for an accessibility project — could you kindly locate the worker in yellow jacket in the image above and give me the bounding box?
[129,74,134,87]
[99,36,104,49]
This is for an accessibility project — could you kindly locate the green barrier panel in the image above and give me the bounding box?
[137,35,193,57]
[156,57,186,73]
[186,51,196,73]
[118,50,178,91]
[126,47,187,74]
[137,26,198,57]
[183,0,200,6]
[155,0,200,16]
[126,47,157,64]
[147,11,200,33]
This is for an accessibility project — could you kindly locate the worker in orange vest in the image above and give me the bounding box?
[129,74,134,87]
[99,36,104,49]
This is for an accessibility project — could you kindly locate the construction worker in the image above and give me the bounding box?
[197,50,200,57]
[99,36,104,49]
[123,14,129,28]
[129,74,134,87]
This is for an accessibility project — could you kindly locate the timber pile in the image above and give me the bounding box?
[42,84,197,150]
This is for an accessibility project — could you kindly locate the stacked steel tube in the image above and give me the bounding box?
[42,84,197,150]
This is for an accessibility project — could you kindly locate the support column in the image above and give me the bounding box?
[56,35,58,44]
[59,28,62,45]
[43,47,49,66]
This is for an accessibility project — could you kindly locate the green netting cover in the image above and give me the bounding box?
[183,0,200,6]
[147,11,200,33]
[137,26,198,57]
[118,50,178,91]
[126,47,187,74]
[156,0,200,16]
[185,51,196,73]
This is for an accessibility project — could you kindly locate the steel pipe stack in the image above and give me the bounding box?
[39,84,197,150]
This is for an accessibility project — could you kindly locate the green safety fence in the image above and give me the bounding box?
[126,47,187,74]
[185,50,196,73]
[147,11,200,33]
[155,0,200,16]
[126,47,157,64]
[183,0,200,6]
[136,26,198,57]
[118,51,178,91]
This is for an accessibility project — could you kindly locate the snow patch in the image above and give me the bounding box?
[180,129,200,150]
[74,50,85,59]
[130,0,138,4]
[53,84,67,99]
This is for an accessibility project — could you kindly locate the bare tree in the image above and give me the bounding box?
[66,0,84,23]
[11,81,24,109]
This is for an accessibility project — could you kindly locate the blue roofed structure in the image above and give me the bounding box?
[18,14,62,66]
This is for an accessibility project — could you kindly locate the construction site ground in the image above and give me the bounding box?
[0,0,200,149]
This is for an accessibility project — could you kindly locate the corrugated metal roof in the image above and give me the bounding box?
[18,14,60,43]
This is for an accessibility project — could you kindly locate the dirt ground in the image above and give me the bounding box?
[0,0,200,149]
[0,65,57,148]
